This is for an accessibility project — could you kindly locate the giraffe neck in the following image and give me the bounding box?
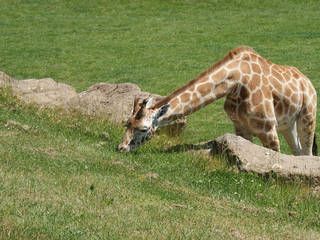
[154,56,243,126]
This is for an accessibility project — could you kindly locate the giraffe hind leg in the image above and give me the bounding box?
[297,112,316,156]
[280,121,302,156]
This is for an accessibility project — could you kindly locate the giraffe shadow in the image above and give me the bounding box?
[165,140,217,153]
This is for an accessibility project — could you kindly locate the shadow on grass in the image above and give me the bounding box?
[164,140,216,153]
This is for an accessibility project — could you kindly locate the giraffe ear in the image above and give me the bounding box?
[146,97,154,109]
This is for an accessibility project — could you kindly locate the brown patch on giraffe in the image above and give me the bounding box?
[258,58,270,75]
[272,65,282,72]
[251,54,258,62]
[265,101,274,117]
[197,83,213,97]
[180,92,191,103]
[170,98,179,109]
[228,70,241,81]
[269,77,282,92]
[283,72,290,81]
[291,93,298,103]
[198,76,209,83]
[250,117,265,129]
[227,60,240,69]
[253,104,265,119]
[248,74,261,91]
[272,69,285,82]
[284,87,292,98]
[242,75,249,84]
[215,82,228,98]
[252,63,262,74]
[251,89,263,106]
[275,103,283,116]
[240,62,251,74]
[211,69,227,82]
[307,103,313,114]
[191,93,201,108]
[242,54,250,61]
[261,84,272,99]
[291,69,300,79]
[189,85,195,91]
[261,76,268,85]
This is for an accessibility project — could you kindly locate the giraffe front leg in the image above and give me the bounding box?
[256,125,280,152]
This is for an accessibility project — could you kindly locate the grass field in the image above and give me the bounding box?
[1,0,320,239]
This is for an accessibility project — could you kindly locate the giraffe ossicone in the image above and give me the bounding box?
[118,46,317,156]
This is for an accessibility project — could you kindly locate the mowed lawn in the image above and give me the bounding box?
[1,0,320,239]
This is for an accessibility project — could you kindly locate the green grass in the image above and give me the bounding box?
[1,91,320,239]
[1,0,320,239]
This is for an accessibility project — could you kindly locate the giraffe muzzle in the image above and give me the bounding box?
[117,143,131,152]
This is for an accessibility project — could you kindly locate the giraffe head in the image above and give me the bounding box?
[117,97,170,152]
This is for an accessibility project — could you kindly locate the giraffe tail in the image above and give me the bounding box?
[312,134,318,156]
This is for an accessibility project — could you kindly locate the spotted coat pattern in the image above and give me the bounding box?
[160,46,317,155]
[119,46,317,155]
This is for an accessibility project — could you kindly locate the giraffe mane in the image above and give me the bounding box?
[153,46,257,109]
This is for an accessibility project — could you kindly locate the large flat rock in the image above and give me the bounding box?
[213,133,320,183]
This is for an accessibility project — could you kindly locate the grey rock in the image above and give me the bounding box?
[212,133,320,183]
[0,71,77,107]
[0,71,186,135]
[0,71,16,88]
[66,82,161,123]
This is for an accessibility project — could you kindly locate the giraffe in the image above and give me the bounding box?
[118,46,317,155]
